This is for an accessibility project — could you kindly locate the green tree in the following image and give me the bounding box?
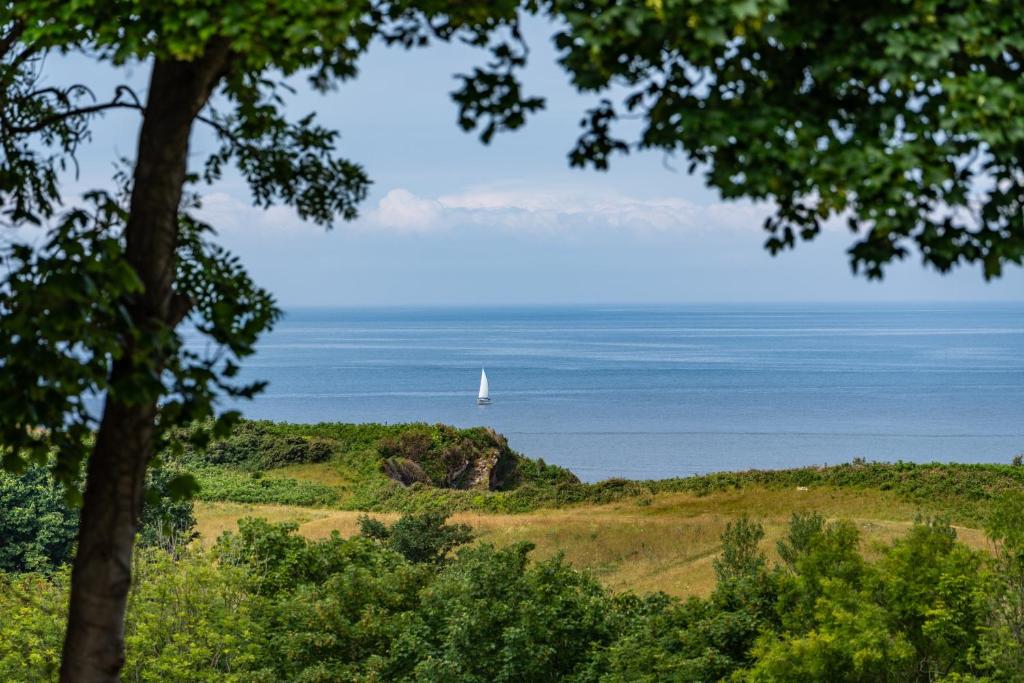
[554,0,1024,278]
[0,465,79,573]
[379,542,614,681]
[870,520,988,679]
[747,516,992,682]
[979,493,1024,680]
[2,3,529,679]
[0,465,197,573]
[358,510,474,565]
[745,580,917,682]
[213,517,428,680]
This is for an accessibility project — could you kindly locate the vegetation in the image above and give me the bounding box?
[177,420,1024,525]
[4,419,1024,680]
[4,500,1024,681]
[357,511,474,565]
[177,420,580,513]
[0,465,197,573]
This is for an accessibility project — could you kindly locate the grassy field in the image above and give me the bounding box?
[194,483,994,598]
[178,420,1019,598]
[179,421,1024,521]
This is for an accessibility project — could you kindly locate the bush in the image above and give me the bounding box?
[192,468,338,506]
[0,571,66,681]
[358,511,474,565]
[176,420,338,472]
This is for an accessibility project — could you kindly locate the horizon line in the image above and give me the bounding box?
[273,299,1024,311]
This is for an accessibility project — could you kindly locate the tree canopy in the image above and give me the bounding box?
[555,0,1024,278]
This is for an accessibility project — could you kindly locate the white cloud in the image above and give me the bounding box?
[361,184,770,235]
[197,191,317,236]
[199,183,779,237]
[364,188,444,233]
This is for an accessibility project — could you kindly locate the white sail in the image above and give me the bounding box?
[478,369,490,400]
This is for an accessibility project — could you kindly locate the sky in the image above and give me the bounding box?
[43,17,1024,307]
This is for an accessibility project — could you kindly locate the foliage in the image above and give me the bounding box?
[176,420,337,472]
[213,516,431,679]
[184,422,1024,525]
[0,464,197,573]
[0,465,78,573]
[0,193,142,489]
[123,550,272,682]
[358,510,474,565]
[136,466,200,551]
[0,571,67,681]
[181,420,582,512]
[0,187,279,497]
[552,0,1024,279]
[381,542,615,682]
[978,494,1024,680]
[191,467,339,506]
[5,500,1024,680]
[748,519,991,682]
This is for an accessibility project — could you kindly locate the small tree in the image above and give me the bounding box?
[981,493,1024,680]
[358,511,474,565]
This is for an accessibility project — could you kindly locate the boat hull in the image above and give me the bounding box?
[477,398,492,405]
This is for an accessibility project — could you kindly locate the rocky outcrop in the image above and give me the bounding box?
[377,425,520,491]
[381,457,431,486]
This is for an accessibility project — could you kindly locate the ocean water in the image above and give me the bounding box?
[201,304,1024,482]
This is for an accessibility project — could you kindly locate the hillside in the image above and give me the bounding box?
[180,420,1022,597]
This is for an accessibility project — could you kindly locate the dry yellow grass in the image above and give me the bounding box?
[194,501,336,542]
[194,485,991,599]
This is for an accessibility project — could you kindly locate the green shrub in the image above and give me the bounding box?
[358,511,474,565]
[176,420,338,472]
[192,468,339,506]
[4,504,1024,681]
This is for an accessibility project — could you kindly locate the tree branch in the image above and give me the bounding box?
[0,20,25,61]
[6,96,144,136]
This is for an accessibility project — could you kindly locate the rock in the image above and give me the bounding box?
[378,425,520,491]
[382,457,431,486]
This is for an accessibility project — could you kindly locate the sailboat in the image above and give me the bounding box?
[477,368,492,405]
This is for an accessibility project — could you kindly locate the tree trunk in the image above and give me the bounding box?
[60,41,229,683]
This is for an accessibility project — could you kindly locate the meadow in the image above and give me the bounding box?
[194,485,994,599]
[180,420,1017,598]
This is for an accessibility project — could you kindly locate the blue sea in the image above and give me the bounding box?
[204,304,1024,482]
